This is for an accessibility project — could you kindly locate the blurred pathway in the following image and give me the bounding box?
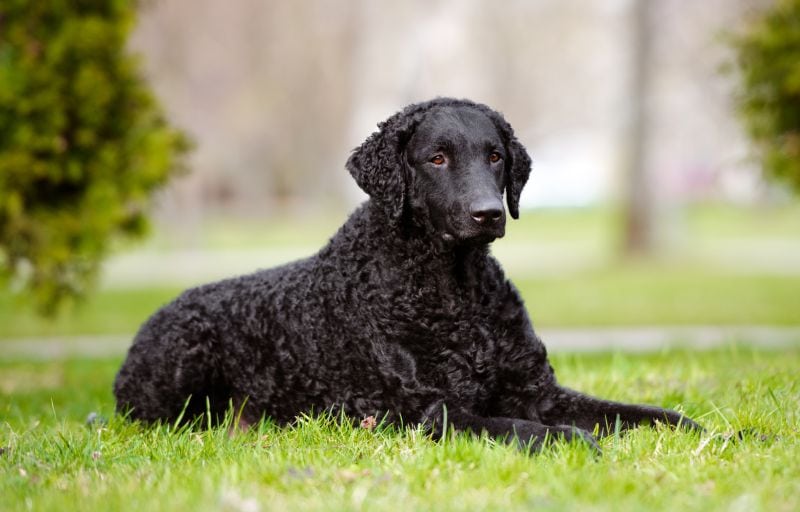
[2,326,799,360]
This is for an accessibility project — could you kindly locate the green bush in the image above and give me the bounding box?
[0,0,189,314]
[733,0,800,193]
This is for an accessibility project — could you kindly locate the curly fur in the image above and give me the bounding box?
[114,98,700,450]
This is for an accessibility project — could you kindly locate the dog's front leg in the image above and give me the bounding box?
[427,408,600,452]
[535,386,703,436]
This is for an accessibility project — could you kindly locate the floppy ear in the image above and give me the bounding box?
[504,137,532,219]
[346,111,420,223]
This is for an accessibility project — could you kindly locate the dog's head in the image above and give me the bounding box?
[346,98,531,246]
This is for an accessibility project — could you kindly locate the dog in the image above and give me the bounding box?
[114,98,701,450]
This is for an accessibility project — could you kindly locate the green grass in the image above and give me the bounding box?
[519,268,800,327]
[1,269,798,340]
[2,348,799,511]
[1,202,798,338]
[0,288,181,339]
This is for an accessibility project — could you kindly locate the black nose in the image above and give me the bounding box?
[470,201,503,225]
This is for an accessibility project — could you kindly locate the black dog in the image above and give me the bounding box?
[114,98,700,449]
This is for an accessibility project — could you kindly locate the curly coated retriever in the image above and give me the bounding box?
[114,98,701,450]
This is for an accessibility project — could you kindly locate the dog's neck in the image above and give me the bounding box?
[358,202,494,283]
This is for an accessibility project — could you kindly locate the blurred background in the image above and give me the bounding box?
[2,0,799,352]
[132,0,769,215]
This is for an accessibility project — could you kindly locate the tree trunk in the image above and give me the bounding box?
[623,0,655,256]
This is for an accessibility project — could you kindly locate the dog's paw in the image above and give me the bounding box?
[660,409,704,433]
[516,424,601,455]
[555,425,602,454]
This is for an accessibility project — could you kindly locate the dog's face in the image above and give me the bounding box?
[405,107,507,245]
[346,99,531,247]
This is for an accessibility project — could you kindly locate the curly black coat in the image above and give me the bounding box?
[114,98,700,450]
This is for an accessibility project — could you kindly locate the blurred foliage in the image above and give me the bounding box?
[732,0,800,193]
[0,0,190,314]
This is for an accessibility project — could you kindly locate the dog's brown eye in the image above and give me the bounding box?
[489,151,502,163]
[430,155,445,166]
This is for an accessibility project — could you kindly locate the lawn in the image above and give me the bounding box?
[1,204,799,509]
[1,203,798,339]
[2,347,799,511]
[1,269,798,340]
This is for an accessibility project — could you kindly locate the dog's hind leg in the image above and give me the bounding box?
[114,308,228,424]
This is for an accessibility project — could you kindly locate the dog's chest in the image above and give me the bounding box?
[383,279,502,394]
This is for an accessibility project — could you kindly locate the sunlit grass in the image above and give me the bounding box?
[1,348,798,511]
[2,206,797,509]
